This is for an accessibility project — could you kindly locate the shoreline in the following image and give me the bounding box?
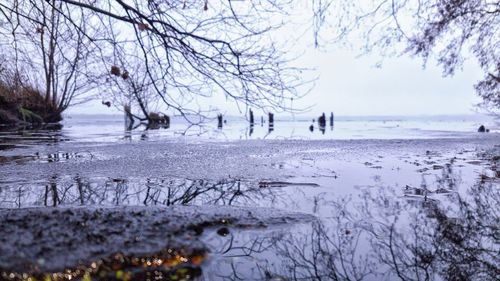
[0,128,498,280]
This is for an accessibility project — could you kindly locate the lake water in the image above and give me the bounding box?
[56,113,499,142]
[0,114,498,281]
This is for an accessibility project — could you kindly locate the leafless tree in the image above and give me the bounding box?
[314,0,499,112]
[0,1,311,122]
[2,1,496,119]
[0,0,99,121]
[102,48,170,126]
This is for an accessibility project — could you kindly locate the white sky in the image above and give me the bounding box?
[294,48,483,116]
[69,47,483,117]
[67,2,485,117]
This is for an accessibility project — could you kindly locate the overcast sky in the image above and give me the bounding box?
[69,46,483,117]
[295,47,484,116]
[67,3,485,118]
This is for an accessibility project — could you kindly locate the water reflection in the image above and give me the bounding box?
[295,180,496,280]
[0,156,498,280]
[0,177,283,208]
[0,151,92,165]
[209,178,498,281]
[0,124,67,148]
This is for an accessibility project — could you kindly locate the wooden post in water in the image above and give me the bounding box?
[124,104,134,131]
[163,114,170,128]
[249,109,254,125]
[268,112,274,132]
[217,114,223,129]
[318,113,326,134]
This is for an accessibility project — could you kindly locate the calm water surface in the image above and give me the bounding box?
[56,114,500,141]
[0,114,498,280]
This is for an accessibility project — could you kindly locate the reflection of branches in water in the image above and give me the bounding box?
[272,179,499,281]
[405,162,465,205]
[206,231,284,281]
[371,180,499,281]
[205,199,374,281]
[430,182,500,281]
[0,176,282,208]
[433,163,462,192]
[274,199,375,281]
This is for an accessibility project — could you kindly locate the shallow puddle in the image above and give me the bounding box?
[0,121,499,280]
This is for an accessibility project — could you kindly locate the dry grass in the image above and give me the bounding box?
[0,76,59,124]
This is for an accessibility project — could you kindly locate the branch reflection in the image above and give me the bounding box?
[0,176,283,209]
[269,179,499,280]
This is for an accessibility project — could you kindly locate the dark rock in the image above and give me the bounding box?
[217,227,230,237]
